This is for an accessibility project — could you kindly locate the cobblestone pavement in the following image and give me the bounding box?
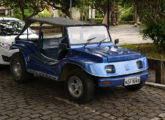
[0,65,165,120]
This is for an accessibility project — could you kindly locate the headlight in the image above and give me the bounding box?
[136,61,143,69]
[105,65,115,73]
[0,42,11,49]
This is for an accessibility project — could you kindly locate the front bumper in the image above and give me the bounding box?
[0,55,9,65]
[0,48,19,65]
[98,71,150,87]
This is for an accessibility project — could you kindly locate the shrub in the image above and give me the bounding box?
[37,9,52,18]
[95,18,103,24]
[141,0,165,47]
[12,14,23,20]
[142,18,165,47]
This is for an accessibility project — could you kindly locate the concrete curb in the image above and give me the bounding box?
[146,82,165,90]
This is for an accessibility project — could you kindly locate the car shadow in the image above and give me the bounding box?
[0,65,10,71]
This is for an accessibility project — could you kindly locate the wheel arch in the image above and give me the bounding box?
[60,63,95,81]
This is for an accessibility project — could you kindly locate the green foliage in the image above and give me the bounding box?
[142,18,165,46]
[12,9,34,20]
[95,18,103,24]
[121,44,165,59]
[140,0,165,47]
[1,0,45,21]
[24,9,33,17]
[12,14,23,20]
[45,0,90,18]
[95,14,104,18]
[122,0,165,48]
[119,5,134,21]
[58,10,67,17]
[37,9,52,18]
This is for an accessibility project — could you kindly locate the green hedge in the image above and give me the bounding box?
[142,18,165,47]
[95,18,103,24]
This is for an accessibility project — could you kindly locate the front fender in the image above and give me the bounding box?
[67,57,149,77]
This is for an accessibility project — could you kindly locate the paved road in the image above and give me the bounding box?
[0,66,165,120]
[110,25,153,45]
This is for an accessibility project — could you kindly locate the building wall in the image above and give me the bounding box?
[51,7,81,20]
[72,8,81,20]
[0,7,8,16]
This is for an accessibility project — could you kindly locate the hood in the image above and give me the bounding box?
[72,45,143,63]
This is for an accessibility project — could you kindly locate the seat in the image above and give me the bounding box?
[42,48,59,59]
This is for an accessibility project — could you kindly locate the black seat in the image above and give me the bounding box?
[42,48,59,59]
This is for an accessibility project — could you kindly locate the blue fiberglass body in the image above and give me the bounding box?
[11,19,149,87]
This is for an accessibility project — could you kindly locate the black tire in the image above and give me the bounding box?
[10,53,32,83]
[66,69,95,103]
[124,81,145,91]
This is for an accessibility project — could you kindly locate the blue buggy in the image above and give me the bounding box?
[10,17,149,103]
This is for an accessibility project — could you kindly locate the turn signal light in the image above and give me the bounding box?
[102,81,111,85]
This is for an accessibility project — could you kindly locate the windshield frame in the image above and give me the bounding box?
[66,24,112,46]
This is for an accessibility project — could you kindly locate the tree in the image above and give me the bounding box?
[44,0,90,18]
[0,0,45,21]
[141,0,165,46]
[122,0,165,46]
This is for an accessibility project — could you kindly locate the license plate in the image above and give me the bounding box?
[124,77,140,86]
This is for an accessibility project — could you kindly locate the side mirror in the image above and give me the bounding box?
[59,43,68,49]
[114,39,119,45]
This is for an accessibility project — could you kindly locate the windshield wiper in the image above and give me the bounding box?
[84,37,96,48]
[98,37,107,47]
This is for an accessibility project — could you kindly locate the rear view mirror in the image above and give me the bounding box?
[114,39,119,45]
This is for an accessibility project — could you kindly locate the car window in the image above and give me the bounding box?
[0,20,35,36]
[0,20,24,36]
[36,24,63,49]
[67,26,111,45]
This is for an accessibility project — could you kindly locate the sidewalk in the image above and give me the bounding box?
[110,24,153,45]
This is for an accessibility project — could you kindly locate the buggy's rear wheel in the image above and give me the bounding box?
[10,53,32,83]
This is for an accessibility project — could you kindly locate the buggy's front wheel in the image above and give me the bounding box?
[66,69,95,103]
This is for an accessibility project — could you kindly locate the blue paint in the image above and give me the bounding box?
[98,71,150,87]
[10,24,150,87]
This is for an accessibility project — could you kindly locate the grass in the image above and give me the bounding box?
[120,44,165,60]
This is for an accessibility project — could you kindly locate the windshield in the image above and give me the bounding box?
[0,20,33,36]
[67,26,111,45]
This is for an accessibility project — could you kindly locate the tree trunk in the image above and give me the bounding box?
[134,3,138,25]
[116,0,119,25]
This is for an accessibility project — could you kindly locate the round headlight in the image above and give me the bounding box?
[137,61,143,69]
[105,65,115,73]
